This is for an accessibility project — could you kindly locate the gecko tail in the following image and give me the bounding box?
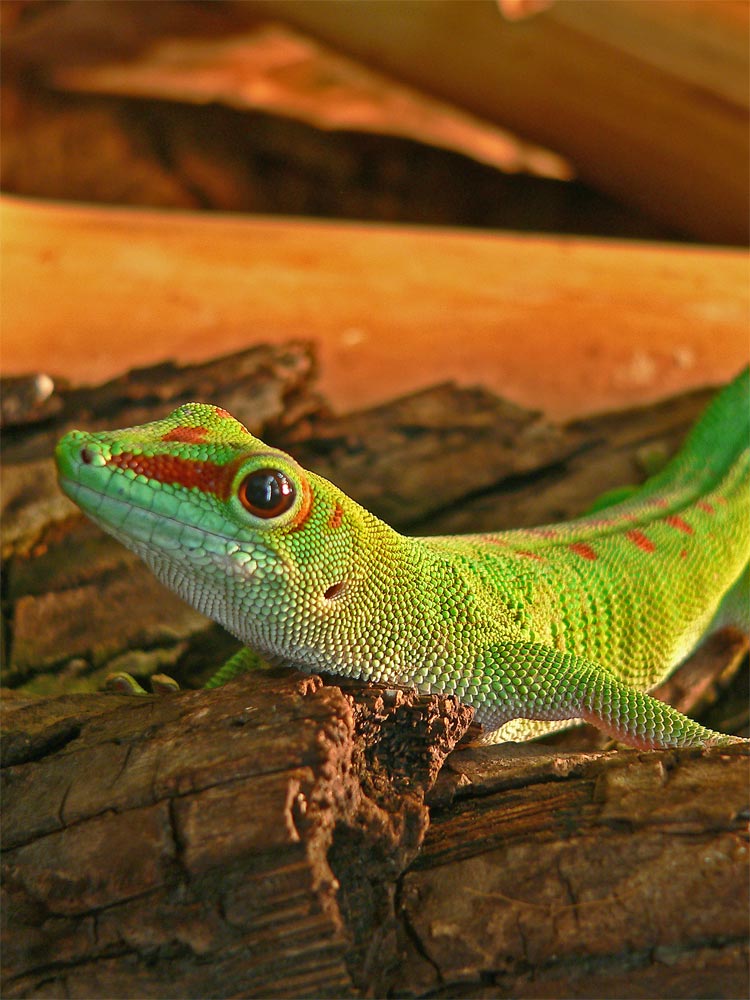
[476,717,581,744]
[637,366,750,500]
[573,367,750,527]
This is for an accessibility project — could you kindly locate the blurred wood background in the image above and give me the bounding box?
[3,196,747,418]
[250,0,749,244]
[1,0,748,413]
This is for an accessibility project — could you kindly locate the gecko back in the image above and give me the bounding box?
[424,368,749,739]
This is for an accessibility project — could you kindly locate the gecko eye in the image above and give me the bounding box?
[237,468,296,518]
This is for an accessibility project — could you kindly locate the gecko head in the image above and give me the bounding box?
[55,402,394,657]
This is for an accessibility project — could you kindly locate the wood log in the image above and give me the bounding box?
[2,676,746,999]
[4,1,747,242]
[0,1,664,244]
[245,0,750,245]
[0,671,472,999]
[396,740,750,998]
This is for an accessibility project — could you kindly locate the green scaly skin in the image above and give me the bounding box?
[55,370,750,749]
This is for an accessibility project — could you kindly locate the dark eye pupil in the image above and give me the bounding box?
[238,469,295,518]
[246,473,283,508]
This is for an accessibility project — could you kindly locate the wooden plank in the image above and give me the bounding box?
[245,0,749,244]
[1,196,747,420]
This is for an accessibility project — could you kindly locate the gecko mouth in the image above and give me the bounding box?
[58,478,274,576]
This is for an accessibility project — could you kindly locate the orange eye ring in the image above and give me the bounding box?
[237,468,296,518]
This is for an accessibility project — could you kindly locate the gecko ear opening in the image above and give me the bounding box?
[237,469,296,519]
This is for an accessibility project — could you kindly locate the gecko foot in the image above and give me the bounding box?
[104,672,181,695]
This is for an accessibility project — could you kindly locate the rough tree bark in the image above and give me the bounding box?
[1,670,472,998]
[1,345,748,998]
[2,672,747,999]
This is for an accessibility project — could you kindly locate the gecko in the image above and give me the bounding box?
[55,368,750,749]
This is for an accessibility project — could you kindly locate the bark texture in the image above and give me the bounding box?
[2,677,747,999]
[398,740,749,999]
[1,671,471,998]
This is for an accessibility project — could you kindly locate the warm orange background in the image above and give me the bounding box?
[3,196,748,419]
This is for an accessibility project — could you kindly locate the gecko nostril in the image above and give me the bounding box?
[324,581,346,600]
[80,447,94,465]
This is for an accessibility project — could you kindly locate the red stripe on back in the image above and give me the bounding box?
[626,529,656,553]
[530,527,559,539]
[664,514,693,535]
[569,542,597,561]
[696,501,715,514]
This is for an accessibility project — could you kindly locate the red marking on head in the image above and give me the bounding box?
[569,542,597,561]
[665,515,693,535]
[652,498,669,509]
[328,503,344,530]
[285,476,314,533]
[515,549,546,562]
[626,529,655,553]
[161,426,209,444]
[212,405,250,433]
[696,501,715,514]
[108,451,238,499]
[680,549,688,560]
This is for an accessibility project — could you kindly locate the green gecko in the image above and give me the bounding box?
[55,369,750,749]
